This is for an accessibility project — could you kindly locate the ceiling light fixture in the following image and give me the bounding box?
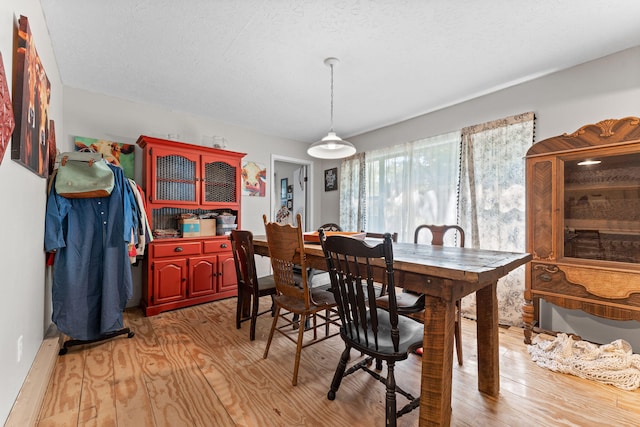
[307,57,356,159]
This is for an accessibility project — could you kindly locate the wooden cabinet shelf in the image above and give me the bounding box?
[523,117,640,343]
[565,182,640,192]
[137,135,245,316]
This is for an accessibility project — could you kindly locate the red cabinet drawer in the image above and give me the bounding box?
[153,241,201,258]
[203,238,231,254]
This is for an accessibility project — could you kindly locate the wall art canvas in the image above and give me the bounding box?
[241,160,266,197]
[12,15,51,178]
[0,52,15,166]
[74,136,135,179]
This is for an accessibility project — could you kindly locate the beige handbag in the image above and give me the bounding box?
[54,152,115,198]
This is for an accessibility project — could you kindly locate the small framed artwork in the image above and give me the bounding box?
[241,160,267,197]
[280,178,288,200]
[324,167,338,191]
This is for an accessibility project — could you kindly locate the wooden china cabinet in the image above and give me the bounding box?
[523,117,640,343]
[137,135,246,316]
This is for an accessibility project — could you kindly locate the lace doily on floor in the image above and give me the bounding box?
[527,333,640,390]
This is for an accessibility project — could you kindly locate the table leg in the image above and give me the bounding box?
[419,294,455,427]
[476,281,500,396]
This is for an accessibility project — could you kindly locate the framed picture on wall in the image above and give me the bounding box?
[280,178,288,200]
[241,160,267,197]
[324,167,338,191]
[11,15,51,178]
[74,136,135,179]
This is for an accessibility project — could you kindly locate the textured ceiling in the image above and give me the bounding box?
[40,0,640,144]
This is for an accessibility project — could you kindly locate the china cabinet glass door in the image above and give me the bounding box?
[563,152,640,263]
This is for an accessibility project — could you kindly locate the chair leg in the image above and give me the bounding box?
[328,345,351,400]
[455,299,463,365]
[249,293,260,341]
[263,306,280,359]
[385,361,398,427]
[292,313,307,386]
[236,288,244,330]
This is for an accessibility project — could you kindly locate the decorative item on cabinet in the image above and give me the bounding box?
[523,117,640,344]
[136,135,246,316]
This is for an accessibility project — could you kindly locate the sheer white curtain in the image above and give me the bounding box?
[339,153,366,232]
[458,112,535,326]
[365,131,461,242]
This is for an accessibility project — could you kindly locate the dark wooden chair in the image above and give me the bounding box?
[318,223,342,232]
[319,231,423,427]
[262,214,340,386]
[230,230,277,341]
[363,231,398,298]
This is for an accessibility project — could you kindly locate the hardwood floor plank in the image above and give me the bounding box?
[37,342,85,422]
[111,312,156,427]
[149,315,235,426]
[36,299,640,427]
[77,341,117,426]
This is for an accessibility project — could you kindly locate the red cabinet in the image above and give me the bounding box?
[137,135,245,316]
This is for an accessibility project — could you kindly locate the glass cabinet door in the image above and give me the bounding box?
[202,157,237,204]
[152,149,198,204]
[563,152,640,263]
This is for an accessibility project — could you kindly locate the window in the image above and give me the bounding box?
[365,131,461,241]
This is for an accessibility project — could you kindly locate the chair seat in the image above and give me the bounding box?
[377,289,425,313]
[274,287,336,313]
[345,309,424,357]
[257,275,276,292]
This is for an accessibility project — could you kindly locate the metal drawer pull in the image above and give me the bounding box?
[174,247,183,252]
[220,243,228,249]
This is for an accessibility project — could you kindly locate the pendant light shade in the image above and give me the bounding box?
[307,57,356,159]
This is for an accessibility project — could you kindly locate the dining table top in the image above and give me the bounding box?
[252,235,532,292]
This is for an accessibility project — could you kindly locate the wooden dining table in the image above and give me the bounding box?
[252,236,531,427]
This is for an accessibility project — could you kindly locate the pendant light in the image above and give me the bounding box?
[307,57,356,159]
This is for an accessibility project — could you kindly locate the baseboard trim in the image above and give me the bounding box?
[5,327,61,427]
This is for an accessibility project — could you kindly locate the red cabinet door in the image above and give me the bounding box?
[153,259,187,304]
[150,147,200,205]
[201,155,240,206]
[218,253,238,293]
[190,255,217,297]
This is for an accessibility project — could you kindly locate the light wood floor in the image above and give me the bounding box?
[36,297,640,427]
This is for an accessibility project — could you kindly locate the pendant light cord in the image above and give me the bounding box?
[329,62,334,132]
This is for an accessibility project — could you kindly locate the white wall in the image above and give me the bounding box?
[0,0,63,422]
[348,46,640,350]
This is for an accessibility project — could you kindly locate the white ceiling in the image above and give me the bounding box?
[40,0,640,144]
